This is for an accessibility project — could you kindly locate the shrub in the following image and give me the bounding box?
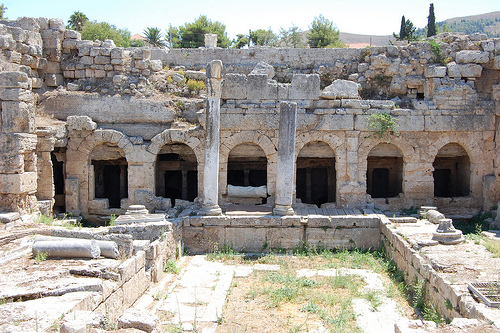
[187,79,205,94]
[367,112,398,142]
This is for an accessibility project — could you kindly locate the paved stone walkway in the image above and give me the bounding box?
[156,256,234,332]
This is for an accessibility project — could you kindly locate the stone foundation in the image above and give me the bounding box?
[182,214,381,253]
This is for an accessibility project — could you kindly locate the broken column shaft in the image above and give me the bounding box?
[273,101,297,216]
[201,60,223,216]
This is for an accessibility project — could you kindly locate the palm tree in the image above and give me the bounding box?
[68,11,88,31]
[143,27,166,47]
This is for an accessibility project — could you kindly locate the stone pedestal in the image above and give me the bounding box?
[201,60,223,216]
[432,218,465,245]
[273,102,297,216]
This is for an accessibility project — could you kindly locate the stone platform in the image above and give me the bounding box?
[182,213,380,254]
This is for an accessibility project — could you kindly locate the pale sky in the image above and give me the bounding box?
[3,0,499,39]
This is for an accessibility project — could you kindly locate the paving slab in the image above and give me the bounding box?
[157,255,234,325]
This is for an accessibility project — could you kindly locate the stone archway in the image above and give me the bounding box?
[90,143,128,208]
[155,142,198,206]
[227,143,267,188]
[366,143,403,199]
[433,143,470,197]
[219,132,276,201]
[296,141,336,207]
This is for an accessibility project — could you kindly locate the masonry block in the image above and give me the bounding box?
[289,74,320,100]
[247,74,277,100]
[222,74,247,100]
[1,101,35,133]
[0,172,37,194]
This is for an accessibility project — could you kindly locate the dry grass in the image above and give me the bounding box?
[211,249,415,332]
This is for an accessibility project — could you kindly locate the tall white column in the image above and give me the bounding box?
[273,101,297,216]
[201,60,223,216]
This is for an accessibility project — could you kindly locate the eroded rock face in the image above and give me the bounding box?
[320,79,361,99]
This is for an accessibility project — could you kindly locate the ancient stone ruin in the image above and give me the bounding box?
[1,15,500,332]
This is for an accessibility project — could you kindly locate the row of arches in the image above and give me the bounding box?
[57,139,471,210]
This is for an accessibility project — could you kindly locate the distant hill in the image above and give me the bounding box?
[290,11,500,49]
[415,11,500,38]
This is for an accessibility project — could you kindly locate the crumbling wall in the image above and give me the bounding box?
[0,71,37,214]
[0,15,499,217]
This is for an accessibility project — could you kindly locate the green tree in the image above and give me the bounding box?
[130,39,146,47]
[0,3,7,19]
[166,25,181,48]
[81,21,131,47]
[307,15,345,48]
[398,16,407,40]
[404,19,417,41]
[173,15,231,48]
[279,25,305,48]
[249,28,278,46]
[68,11,88,31]
[427,3,437,37]
[143,27,166,47]
[232,34,249,49]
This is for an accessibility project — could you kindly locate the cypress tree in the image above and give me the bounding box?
[399,16,407,40]
[427,3,437,37]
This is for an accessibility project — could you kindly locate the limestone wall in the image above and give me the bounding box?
[1,15,500,217]
[49,221,178,323]
[182,215,381,253]
[381,215,500,325]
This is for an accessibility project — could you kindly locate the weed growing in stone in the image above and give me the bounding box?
[364,290,383,310]
[34,251,48,264]
[367,112,398,143]
[164,259,181,274]
[109,214,116,226]
[206,244,241,262]
[36,214,54,225]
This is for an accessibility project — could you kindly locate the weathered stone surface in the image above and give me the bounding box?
[1,101,35,133]
[49,18,65,31]
[44,73,63,86]
[458,64,482,77]
[289,74,320,100]
[494,55,500,70]
[185,70,206,80]
[0,172,37,194]
[39,93,177,124]
[0,88,33,102]
[0,212,20,223]
[455,50,490,64]
[446,62,461,78]
[250,61,275,79]
[222,73,247,100]
[493,84,500,101]
[247,74,277,100]
[117,308,158,333]
[0,71,29,89]
[204,33,217,48]
[424,65,446,78]
[320,79,360,99]
[66,115,97,131]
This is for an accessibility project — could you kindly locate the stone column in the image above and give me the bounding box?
[200,60,223,216]
[273,102,297,216]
